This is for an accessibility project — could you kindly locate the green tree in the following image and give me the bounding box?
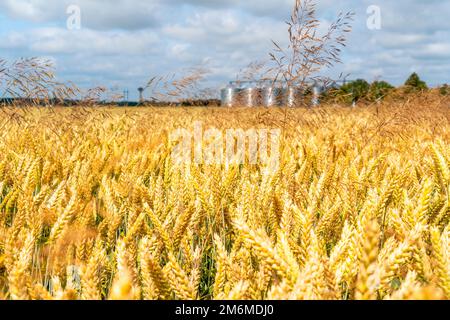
[404,72,428,92]
[439,84,449,96]
[369,81,394,101]
[338,79,370,104]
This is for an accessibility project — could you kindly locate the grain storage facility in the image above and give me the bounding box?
[220,80,324,107]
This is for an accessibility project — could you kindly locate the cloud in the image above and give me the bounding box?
[1,0,450,101]
[0,0,163,30]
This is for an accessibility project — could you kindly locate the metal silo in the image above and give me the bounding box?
[237,82,262,107]
[284,87,301,107]
[263,86,283,107]
[262,87,274,107]
[312,85,322,107]
[232,88,243,106]
[254,88,264,106]
[223,83,238,106]
[220,86,234,107]
[242,88,255,107]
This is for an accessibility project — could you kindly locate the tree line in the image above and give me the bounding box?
[321,73,449,105]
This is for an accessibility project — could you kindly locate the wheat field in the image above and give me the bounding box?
[0,98,449,300]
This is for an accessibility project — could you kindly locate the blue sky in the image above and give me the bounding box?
[1,0,449,101]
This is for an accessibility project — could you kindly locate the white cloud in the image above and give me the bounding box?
[1,0,450,101]
[26,28,160,55]
[0,0,163,30]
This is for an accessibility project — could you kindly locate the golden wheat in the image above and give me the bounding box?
[0,97,449,300]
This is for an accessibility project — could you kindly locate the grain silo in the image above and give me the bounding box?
[220,84,234,107]
[284,87,302,107]
[220,80,328,107]
[262,85,284,107]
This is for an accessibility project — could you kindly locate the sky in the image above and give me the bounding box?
[0,0,449,101]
